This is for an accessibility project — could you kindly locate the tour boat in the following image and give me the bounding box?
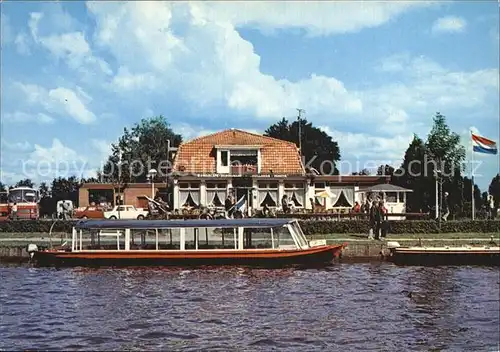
[28,218,346,268]
[385,241,500,266]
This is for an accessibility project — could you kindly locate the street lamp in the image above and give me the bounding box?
[433,169,441,220]
[148,169,157,198]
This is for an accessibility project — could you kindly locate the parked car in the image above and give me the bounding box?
[104,205,149,220]
[74,205,105,219]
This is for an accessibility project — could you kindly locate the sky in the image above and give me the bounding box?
[1,1,499,191]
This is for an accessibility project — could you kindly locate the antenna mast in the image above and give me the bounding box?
[296,108,305,157]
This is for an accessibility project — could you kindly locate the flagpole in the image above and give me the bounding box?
[471,130,475,220]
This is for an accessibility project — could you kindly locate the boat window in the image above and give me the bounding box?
[184,227,237,249]
[289,222,308,249]
[127,229,180,250]
[241,227,297,249]
[272,226,297,249]
[242,227,273,249]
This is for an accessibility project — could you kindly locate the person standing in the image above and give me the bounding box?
[368,200,378,240]
[488,195,496,219]
[11,203,18,220]
[373,200,385,240]
[379,200,388,239]
[281,195,291,213]
[442,192,450,221]
[225,194,235,219]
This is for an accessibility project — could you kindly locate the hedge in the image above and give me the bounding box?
[0,219,498,235]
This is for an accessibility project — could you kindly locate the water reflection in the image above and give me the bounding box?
[0,264,498,351]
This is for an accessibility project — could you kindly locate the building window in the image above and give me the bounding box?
[330,187,355,208]
[179,182,200,207]
[314,182,326,189]
[206,182,227,207]
[284,183,305,207]
[258,182,278,207]
[220,151,228,167]
[398,192,405,203]
[386,192,397,203]
[314,183,326,206]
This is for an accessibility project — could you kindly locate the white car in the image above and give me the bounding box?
[104,205,149,220]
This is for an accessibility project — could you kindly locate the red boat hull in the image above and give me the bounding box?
[33,245,345,268]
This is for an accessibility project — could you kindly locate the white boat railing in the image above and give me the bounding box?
[70,219,322,252]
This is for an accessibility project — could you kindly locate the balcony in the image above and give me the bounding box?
[230,164,258,175]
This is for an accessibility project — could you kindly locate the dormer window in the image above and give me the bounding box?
[215,145,262,174]
[220,151,228,167]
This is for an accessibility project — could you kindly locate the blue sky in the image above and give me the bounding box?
[1,1,499,191]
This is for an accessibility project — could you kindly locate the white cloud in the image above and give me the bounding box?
[195,1,435,36]
[173,123,219,141]
[3,111,55,124]
[1,13,13,45]
[87,2,370,120]
[14,82,97,124]
[90,139,113,162]
[1,140,32,152]
[432,16,467,33]
[28,11,112,77]
[321,125,412,160]
[14,33,31,55]
[111,67,158,91]
[15,139,111,182]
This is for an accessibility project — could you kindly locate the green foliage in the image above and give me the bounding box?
[393,134,433,212]
[377,164,395,177]
[1,219,498,235]
[0,182,6,192]
[489,174,500,207]
[100,115,182,183]
[264,117,340,175]
[425,112,466,176]
[14,179,35,188]
[352,168,371,175]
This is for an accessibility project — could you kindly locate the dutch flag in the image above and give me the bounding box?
[472,133,498,155]
[235,195,247,213]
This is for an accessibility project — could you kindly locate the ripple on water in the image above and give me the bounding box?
[0,264,498,351]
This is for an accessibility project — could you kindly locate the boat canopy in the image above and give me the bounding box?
[75,218,297,230]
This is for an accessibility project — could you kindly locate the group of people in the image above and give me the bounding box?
[354,199,388,240]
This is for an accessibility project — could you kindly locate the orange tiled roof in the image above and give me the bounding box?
[173,129,304,175]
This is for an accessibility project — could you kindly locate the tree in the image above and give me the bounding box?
[0,182,6,192]
[39,182,51,199]
[264,117,340,175]
[393,134,433,212]
[352,169,371,175]
[100,115,182,183]
[489,173,500,207]
[38,182,53,217]
[15,179,34,188]
[425,112,466,178]
[377,164,395,177]
[51,176,80,203]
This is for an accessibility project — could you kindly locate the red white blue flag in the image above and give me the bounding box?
[472,133,498,155]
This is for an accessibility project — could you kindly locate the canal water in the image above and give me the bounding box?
[0,263,498,351]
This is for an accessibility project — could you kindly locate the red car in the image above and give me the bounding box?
[74,206,105,219]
